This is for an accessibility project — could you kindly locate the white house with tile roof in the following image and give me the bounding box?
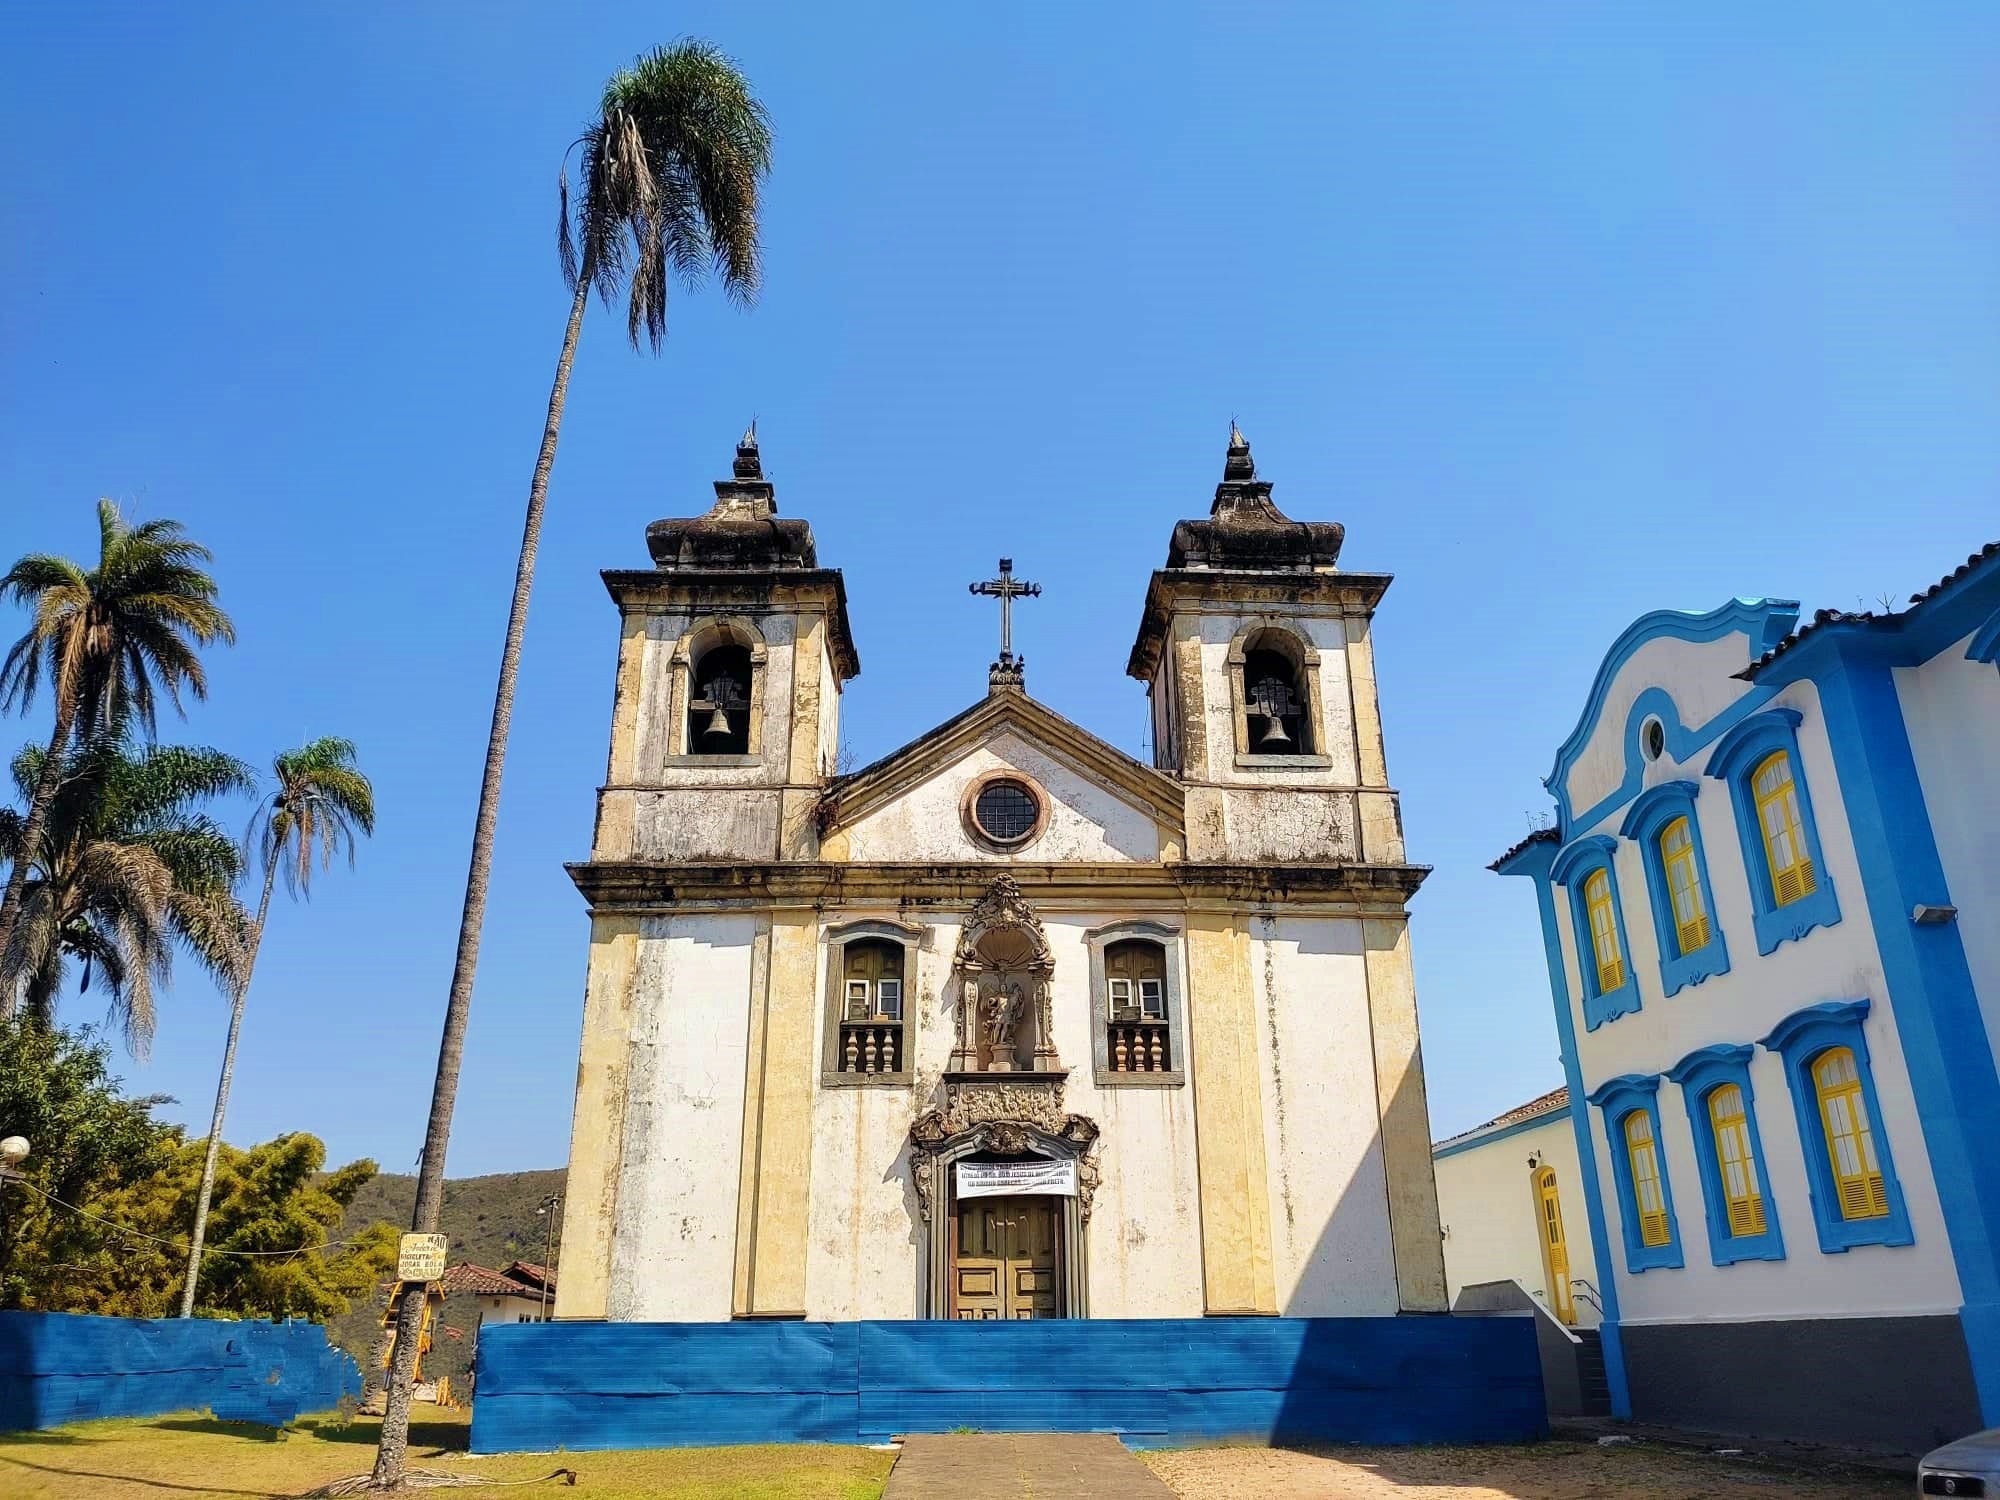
[1433,1086,1602,1329]
[1492,542,2000,1455]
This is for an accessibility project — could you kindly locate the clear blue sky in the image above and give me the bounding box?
[4,5,1996,1178]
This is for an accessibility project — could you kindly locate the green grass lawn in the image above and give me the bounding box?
[0,1404,894,1500]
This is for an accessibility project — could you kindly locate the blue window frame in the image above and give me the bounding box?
[1620,781,1731,996]
[1551,835,1640,1031]
[1705,708,1840,954]
[1757,999,1914,1253]
[1586,1074,1684,1272]
[1664,1044,1786,1265]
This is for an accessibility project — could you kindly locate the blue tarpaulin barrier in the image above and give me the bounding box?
[470,1316,1545,1453]
[0,1310,362,1431]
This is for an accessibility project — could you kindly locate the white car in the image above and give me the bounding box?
[1920,1429,2000,1496]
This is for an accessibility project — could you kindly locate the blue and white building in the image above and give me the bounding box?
[1493,542,2000,1453]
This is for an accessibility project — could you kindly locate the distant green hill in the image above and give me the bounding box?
[331,1167,567,1387]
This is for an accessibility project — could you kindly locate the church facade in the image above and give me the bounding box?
[552,427,1447,1327]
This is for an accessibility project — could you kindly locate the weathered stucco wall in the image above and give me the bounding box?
[606,915,758,1321]
[1251,915,1401,1315]
[799,912,1208,1320]
[839,732,1165,863]
[588,899,1414,1323]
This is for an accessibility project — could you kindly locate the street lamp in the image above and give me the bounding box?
[0,1136,28,1183]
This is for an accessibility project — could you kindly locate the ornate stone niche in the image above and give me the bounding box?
[947,874,1064,1077]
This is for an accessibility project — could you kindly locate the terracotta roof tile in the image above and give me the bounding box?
[1488,826,1557,872]
[1738,542,2000,680]
[1433,1085,1569,1152]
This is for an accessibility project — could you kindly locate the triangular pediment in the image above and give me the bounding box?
[822,690,1184,862]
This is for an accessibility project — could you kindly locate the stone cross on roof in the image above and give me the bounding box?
[969,557,1041,691]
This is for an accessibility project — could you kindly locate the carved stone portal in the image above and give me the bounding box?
[907,1082,1101,1320]
[908,1078,1101,1225]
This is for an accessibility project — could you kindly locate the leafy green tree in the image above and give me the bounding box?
[0,733,252,1052]
[0,1018,177,1309]
[59,1132,396,1321]
[181,737,375,1316]
[374,40,770,1486]
[0,502,234,993]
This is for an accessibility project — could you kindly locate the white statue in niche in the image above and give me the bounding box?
[980,979,1026,1071]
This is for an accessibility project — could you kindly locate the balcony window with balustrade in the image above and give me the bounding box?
[821,923,920,1086]
[1086,923,1186,1087]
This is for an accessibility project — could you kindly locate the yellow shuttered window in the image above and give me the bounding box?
[1753,752,1818,907]
[1624,1110,1671,1246]
[1660,817,1710,955]
[1814,1048,1889,1220]
[1707,1084,1766,1237]
[1584,869,1625,992]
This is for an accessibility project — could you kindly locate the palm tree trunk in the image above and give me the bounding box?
[371,258,595,1489]
[176,859,277,1317]
[0,694,79,1010]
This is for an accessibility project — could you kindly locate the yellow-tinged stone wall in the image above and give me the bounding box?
[553,914,642,1320]
[1362,915,1449,1311]
[1185,911,1279,1314]
[731,908,820,1316]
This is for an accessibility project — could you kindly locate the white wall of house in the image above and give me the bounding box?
[1553,675,1963,1330]
[1897,635,2000,1060]
[476,1292,550,1326]
[1435,1114,1600,1327]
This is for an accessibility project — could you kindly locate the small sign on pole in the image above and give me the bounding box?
[397,1232,448,1283]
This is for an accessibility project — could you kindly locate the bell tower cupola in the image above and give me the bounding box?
[592,427,859,864]
[1126,426,1404,865]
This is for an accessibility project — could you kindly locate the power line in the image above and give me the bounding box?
[13,1178,378,1260]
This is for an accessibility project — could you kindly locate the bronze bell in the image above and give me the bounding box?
[702,706,733,741]
[1258,714,1292,748]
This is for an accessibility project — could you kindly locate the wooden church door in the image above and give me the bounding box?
[952,1196,1060,1318]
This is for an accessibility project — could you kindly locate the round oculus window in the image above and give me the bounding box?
[972,779,1040,844]
[1641,716,1667,763]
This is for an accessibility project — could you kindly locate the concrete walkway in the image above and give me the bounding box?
[883,1432,1176,1498]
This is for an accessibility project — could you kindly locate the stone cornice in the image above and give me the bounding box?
[1126,569,1395,681]
[601,567,860,681]
[566,858,1428,911]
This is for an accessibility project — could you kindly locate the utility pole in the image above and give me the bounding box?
[535,1192,561,1321]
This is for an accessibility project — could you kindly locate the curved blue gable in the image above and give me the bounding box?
[1544,598,1799,833]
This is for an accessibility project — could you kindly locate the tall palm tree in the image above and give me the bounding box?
[0,732,252,1052]
[178,737,374,1318]
[0,501,234,1000]
[370,39,770,1487]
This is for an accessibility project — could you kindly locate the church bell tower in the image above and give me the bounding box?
[1126,426,1405,866]
[591,427,859,864]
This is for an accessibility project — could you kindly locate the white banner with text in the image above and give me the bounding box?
[955,1158,1077,1199]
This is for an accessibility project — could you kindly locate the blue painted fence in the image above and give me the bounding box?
[0,1310,362,1431]
[470,1316,1545,1453]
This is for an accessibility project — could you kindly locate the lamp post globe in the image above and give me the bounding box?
[0,1137,28,1168]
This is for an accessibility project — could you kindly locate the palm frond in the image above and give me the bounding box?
[0,499,234,741]
[556,38,772,353]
